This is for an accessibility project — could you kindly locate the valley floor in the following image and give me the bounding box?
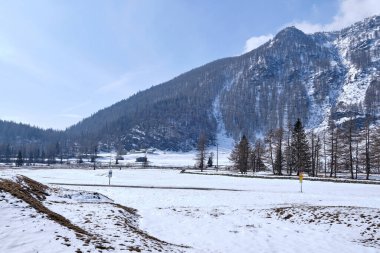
[1,167,379,253]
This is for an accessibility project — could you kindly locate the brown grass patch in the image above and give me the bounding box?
[16,175,49,200]
[113,203,138,216]
[0,178,89,237]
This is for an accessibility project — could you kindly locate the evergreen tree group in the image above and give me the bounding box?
[226,116,379,180]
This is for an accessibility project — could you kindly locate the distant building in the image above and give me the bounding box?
[136,157,147,163]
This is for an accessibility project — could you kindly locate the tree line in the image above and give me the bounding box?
[0,141,101,166]
[206,117,380,180]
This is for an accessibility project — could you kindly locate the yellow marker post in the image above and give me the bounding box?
[299,172,304,193]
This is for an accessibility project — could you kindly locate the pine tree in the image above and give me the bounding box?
[196,132,206,171]
[16,151,23,167]
[229,135,250,174]
[207,152,214,167]
[290,119,310,175]
[273,128,284,175]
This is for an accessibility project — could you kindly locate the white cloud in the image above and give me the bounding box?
[290,22,324,34]
[243,0,380,52]
[243,34,273,53]
[293,0,380,33]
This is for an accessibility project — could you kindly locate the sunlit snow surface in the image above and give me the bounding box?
[1,168,379,253]
[95,149,233,167]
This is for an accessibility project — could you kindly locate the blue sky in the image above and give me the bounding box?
[0,0,379,130]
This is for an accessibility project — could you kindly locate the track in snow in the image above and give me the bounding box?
[49,182,244,192]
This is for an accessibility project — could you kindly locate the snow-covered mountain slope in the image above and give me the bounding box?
[72,15,378,150]
[334,16,380,116]
[222,15,380,137]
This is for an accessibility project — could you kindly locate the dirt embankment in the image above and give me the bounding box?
[0,175,189,252]
[0,176,89,237]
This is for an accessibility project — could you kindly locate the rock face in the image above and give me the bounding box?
[2,16,380,151]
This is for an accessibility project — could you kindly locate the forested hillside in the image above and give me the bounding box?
[0,120,63,163]
[67,15,380,151]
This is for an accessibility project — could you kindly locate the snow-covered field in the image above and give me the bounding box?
[86,149,233,168]
[0,190,95,253]
[1,168,379,253]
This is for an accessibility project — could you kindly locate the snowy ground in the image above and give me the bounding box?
[0,171,186,253]
[1,168,379,253]
[73,149,233,168]
[0,190,94,253]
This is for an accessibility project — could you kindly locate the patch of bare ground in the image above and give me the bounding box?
[113,203,138,216]
[16,175,49,200]
[265,205,380,249]
[0,177,89,237]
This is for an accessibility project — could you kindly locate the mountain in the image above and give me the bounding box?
[0,120,60,145]
[66,15,380,151]
[0,120,62,159]
[2,15,380,152]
